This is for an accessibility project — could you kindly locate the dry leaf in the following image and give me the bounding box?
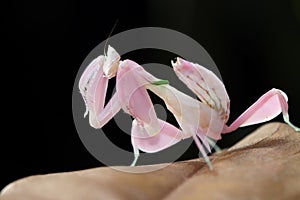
[1,122,300,200]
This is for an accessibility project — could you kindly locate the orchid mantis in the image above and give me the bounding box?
[79,46,299,170]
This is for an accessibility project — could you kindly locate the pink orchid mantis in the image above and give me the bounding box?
[79,45,216,168]
[79,46,299,170]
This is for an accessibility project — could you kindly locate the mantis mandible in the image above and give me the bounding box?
[79,46,299,170]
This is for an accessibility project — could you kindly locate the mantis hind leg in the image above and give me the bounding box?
[222,88,300,133]
[283,116,300,131]
[193,135,213,170]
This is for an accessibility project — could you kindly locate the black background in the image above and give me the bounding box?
[2,0,300,190]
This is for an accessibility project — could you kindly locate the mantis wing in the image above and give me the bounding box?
[172,58,230,122]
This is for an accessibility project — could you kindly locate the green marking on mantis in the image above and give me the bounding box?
[151,79,169,85]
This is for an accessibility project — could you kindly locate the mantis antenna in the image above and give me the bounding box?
[103,19,119,57]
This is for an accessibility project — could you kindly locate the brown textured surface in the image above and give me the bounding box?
[1,122,300,200]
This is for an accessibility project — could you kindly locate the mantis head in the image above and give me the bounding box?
[103,45,120,79]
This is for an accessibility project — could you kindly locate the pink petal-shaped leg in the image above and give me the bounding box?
[132,119,187,152]
[131,114,215,169]
[117,60,161,135]
[222,88,300,133]
[130,119,189,166]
